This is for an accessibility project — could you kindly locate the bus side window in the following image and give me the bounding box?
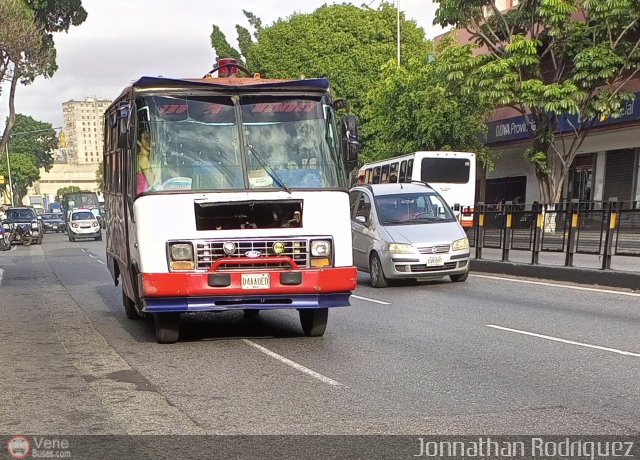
[365,168,372,184]
[373,166,381,184]
[399,161,407,182]
[407,159,414,182]
[389,162,398,183]
[381,164,389,183]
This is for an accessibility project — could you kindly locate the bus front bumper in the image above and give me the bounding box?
[140,266,357,313]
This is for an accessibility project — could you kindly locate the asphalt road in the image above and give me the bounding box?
[1,233,639,437]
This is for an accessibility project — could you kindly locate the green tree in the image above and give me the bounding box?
[210,4,431,154]
[0,153,39,204]
[434,0,640,203]
[96,161,103,192]
[1,0,87,163]
[363,38,492,165]
[9,114,58,172]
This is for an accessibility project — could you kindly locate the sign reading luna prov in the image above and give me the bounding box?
[486,92,640,144]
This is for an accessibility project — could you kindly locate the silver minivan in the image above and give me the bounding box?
[349,183,470,287]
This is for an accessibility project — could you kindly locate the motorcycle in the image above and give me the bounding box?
[0,223,11,251]
[10,223,33,246]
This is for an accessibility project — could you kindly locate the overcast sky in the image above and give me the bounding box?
[1,0,443,133]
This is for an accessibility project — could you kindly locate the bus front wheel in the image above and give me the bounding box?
[154,313,180,344]
[299,308,328,337]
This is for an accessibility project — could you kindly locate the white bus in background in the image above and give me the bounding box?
[357,151,476,228]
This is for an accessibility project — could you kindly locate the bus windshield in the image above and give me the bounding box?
[63,192,99,210]
[137,95,345,194]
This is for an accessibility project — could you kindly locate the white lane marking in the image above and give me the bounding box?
[471,274,640,298]
[0,268,4,286]
[351,294,390,305]
[96,260,105,265]
[81,248,87,252]
[88,254,96,259]
[242,339,346,387]
[487,324,640,358]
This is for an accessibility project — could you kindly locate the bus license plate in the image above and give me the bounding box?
[426,256,444,267]
[241,273,270,290]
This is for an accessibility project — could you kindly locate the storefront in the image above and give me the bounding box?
[482,93,640,204]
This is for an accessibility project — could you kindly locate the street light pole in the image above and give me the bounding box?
[397,0,401,66]
[5,143,14,206]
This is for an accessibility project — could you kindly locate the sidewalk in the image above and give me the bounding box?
[471,248,640,291]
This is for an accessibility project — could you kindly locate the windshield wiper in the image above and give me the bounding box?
[246,144,291,194]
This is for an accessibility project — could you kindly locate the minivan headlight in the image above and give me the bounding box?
[170,243,193,261]
[388,243,415,254]
[452,238,469,251]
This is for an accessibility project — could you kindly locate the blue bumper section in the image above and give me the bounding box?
[143,293,352,313]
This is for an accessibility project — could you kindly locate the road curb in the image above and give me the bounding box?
[470,259,640,291]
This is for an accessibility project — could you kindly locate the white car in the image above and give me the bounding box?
[68,208,102,241]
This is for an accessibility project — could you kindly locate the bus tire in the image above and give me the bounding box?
[122,291,140,320]
[154,313,180,344]
[299,308,328,337]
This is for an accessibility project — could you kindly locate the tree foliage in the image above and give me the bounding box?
[363,37,492,165]
[0,114,58,204]
[0,0,86,164]
[434,0,640,203]
[9,114,58,171]
[96,161,103,192]
[210,3,431,159]
[0,153,39,204]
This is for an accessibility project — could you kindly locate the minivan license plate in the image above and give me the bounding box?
[426,256,444,267]
[241,273,270,290]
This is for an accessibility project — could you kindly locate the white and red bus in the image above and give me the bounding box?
[357,151,476,228]
[103,59,359,343]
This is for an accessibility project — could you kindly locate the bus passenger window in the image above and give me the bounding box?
[381,164,389,183]
[389,162,398,183]
[406,159,414,182]
[365,168,372,184]
[399,161,407,182]
[373,166,381,184]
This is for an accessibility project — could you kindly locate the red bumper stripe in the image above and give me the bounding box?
[142,266,357,298]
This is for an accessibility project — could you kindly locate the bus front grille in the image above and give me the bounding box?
[196,239,309,271]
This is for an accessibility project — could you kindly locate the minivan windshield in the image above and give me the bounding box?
[71,212,95,221]
[375,192,455,225]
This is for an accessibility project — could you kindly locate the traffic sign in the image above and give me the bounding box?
[0,175,5,185]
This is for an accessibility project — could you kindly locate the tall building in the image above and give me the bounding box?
[62,97,112,164]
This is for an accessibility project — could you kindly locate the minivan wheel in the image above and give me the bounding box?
[450,271,469,282]
[369,253,389,288]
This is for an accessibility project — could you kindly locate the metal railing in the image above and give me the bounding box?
[468,199,640,269]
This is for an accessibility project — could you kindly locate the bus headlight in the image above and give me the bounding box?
[310,240,331,257]
[452,238,469,251]
[170,243,193,261]
[388,243,415,254]
[31,222,39,230]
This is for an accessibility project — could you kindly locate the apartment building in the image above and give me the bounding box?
[62,97,111,165]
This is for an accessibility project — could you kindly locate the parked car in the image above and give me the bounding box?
[67,208,102,242]
[3,207,43,245]
[41,213,66,233]
[349,183,470,287]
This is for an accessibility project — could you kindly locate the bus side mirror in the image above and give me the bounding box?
[340,115,359,172]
